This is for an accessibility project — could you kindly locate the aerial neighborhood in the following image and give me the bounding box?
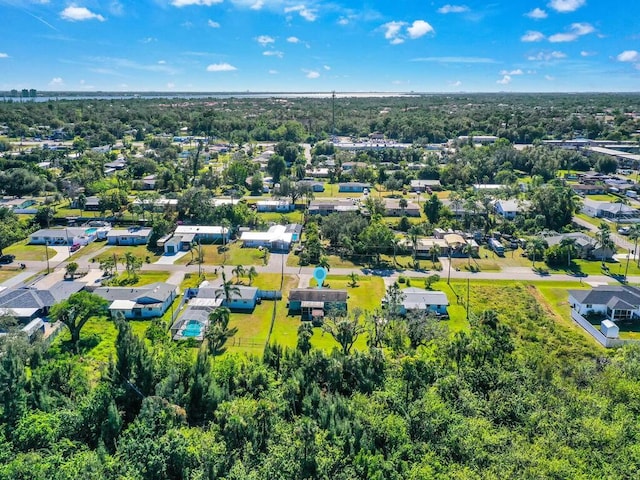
[2,93,640,476]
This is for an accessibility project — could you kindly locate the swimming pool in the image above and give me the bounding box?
[85,228,98,235]
[182,320,204,337]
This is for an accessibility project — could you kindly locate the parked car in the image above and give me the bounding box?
[0,254,16,264]
[618,227,631,235]
[69,244,81,252]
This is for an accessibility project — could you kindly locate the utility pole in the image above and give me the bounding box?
[466,278,470,319]
[45,240,50,274]
[625,247,631,282]
[447,250,452,284]
[331,90,336,140]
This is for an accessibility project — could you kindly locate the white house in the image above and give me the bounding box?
[174,225,230,244]
[93,282,178,319]
[494,199,527,220]
[581,199,640,222]
[106,227,152,246]
[256,199,294,213]
[396,287,449,317]
[196,285,259,312]
[29,227,98,246]
[240,224,301,251]
[383,199,421,217]
[568,285,640,323]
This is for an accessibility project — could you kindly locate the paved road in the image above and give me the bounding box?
[573,215,636,252]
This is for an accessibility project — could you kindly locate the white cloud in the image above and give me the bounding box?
[549,22,595,42]
[206,63,237,72]
[171,0,223,6]
[284,5,317,22]
[548,0,585,13]
[49,77,64,86]
[450,80,462,87]
[617,50,639,62]
[337,17,349,25]
[257,35,275,46]
[268,69,278,74]
[438,4,469,14]
[208,19,220,28]
[407,20,434,39]
[304,69,320,79]
[497,75,511,85]
[580,50,596,57]
[500,69,523,75]
[527,50,566,61]
[287,36,300,43]
[110,1,124,16]
[526,8,547,19]
[263,50,283,58]
[141,37,157,43]
[521,31,545,42]
[412,56,497,63]
[167,82,176,89]
[0,53,8,58]
[60,6,105,22]
[383,21,405,41]
[158,60,167,64]
[545,75,555,81]
[323,65,331,70]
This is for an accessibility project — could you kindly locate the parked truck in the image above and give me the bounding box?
[488,238,505,256]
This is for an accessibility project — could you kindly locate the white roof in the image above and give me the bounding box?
[109,300,136,310]
[257,200,291,206]
[241,224,293,243]
[189,298,222,307]
[0,307,39,317]
[175,225,228,235]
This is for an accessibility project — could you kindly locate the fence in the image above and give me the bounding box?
[258,289,282,300]
[570,310,636,348]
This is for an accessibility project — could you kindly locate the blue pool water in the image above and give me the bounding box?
[182,320,203,337]
[85,228,98,235]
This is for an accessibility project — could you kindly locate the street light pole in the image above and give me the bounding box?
[45,240,50,274]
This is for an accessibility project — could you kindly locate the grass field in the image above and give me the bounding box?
[179,242,268,267]
[4,240,57,261]
[0,269,20,284]
[227,273,298,355]
[92,245,162,264]
[68,240,106,260]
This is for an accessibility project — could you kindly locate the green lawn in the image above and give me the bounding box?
[68,240,107,260]
[227,274,298,355]
[0,269,20,284]
[5,240,57,261]
[92,245,162,264]
[574,213,603,229]
[256,211,304,224]
[179,242,268,267]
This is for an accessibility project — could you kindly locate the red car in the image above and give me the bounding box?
[70,244,81,252]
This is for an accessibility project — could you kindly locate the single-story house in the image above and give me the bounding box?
[306,168,331,178]
[581,199,640,221]
[0,281,85,322]
[196,285,259,312]
[571,184,606,195]
[472,184,506,191]
[399,237,449,258]
[174,225,230,244]
[72,196,101,211]
[494,199,528,220]
[106,227,152,246]
[133,197,179,212]
[104,159,127,170]
[458,135,498,144]
[288,288,348,321]
[256,199,294,213]
[211,198,241,208]
[568,285,640,323]
[384,199,421,217]
[444,233,478,257]
[397,287,449,317]
[297,180,325,192]
[0,318,46,343]
[308,199,359,216]
[142,175,157,190]
[410,179,441,192]
[338,182,370,193]
[543,232,614,260]
[163,236,184,255]
[240,224,301,251]
[93,282,178,319]
[0,198,38,213]
[29,227,98,246]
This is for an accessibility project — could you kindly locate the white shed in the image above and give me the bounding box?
[601,319,620,339]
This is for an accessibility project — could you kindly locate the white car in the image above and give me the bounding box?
[618,227,631,235]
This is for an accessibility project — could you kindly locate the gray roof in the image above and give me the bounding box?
[569,285,640,309]
[288,288,348,303]
[0,281,85,310]
[285,224,303,235]
[93,282,175,304]
[31,227,92,238]
[401,287,449,310]
[545,232,596,248]
[197,285,258,301]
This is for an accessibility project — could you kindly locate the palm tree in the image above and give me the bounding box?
[431,243,441,265]
[399,198,408,216]
[407,225,421,266]
[232,265,245,284]
[246,266,258,286]
[595,223,615,264]
[559,237,577,268]
[527,238,546,267]
[215,272,241,305]
[317,255,330,272]
[463,243,473,269]
[205,307,237,357]
[628,224,640,267]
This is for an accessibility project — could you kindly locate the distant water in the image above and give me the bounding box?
[3,92,420,103]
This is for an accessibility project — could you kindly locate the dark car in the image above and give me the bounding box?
[0,254,16,264]
[69,244,81,253]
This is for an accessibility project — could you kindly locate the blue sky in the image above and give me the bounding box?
[0,0,639,92]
